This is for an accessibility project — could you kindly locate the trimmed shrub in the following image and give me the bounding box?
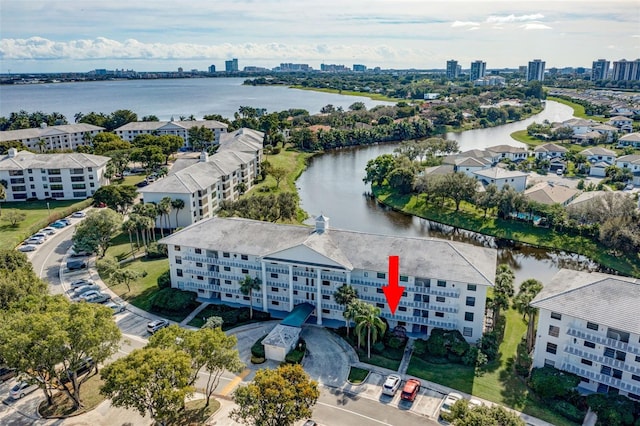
[551,400,586,423]
[387,336,406,350]
[462,346,479,366]
[372,341,386,354]
[146,242,167,259]
[529,366,581,401]
[426,332,448,357]
[157,270,171,289]
[478,330,500,361]
[251,335,267,359]
[150,288,197,313]
[412,338,428,356]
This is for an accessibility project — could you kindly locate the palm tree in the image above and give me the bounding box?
[355,304,387,359]
[171,198,185,230]
[158,197,172,232]
[239,275,262,319]
[513,279,543,352]
[0,181,6,217]
[128,214,143,249]
[36,139,47,152]
[492,264,515,320]
[122,219,137,259]
[334,284,358,334]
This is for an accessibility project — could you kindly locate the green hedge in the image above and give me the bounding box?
[551,400,586,423]
[150,288,198,313]
[251,334,267,359]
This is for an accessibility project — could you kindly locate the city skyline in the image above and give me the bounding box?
[0,0,638,73]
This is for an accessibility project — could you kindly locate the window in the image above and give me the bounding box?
[437,280,446,287]
[548,325,560,337]
[377,272,385,279]
[636,355,640,363]
[414,294,422,302]
[376,303,384,308]
[632,375,640,382]
[73,191,87,198]
[612,369,622,379]
[224,266,231,272]
[466,297,475,307]
[174,245,181,252]
[464,312,474,322]
[243,296,250,301]
[271,301,279,306]
[376,288,383,294]
[544,359,555,367]
[546,342,557,355]
[467,284,476,291]
[293,276,298,282]
[581,358,593,366]
[322,280,330,286]
[241,254,248,260]
[436,296,445,303]
[225,293,232,298]
[587,322,598,331]
[293,290,298,295]
[176,269,183,277]
[175,256,182,264]
[550,312,562,320]
[601,366,612,376]
[400,275,408,282]
[584,341,596,349]
[322,295,330,300]
[271,287,278,292]
[435,312,444,318]
[197,276,203,281]
[196,262,202,267]
[270,273,278,278]
[242,269,249,274]
[225,280,232,285]
[195,248,202,254]
[463,327,473,337]
[223,252,230,258]
[322,309,330,314]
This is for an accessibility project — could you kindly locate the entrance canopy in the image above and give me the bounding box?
[280,303,315,327]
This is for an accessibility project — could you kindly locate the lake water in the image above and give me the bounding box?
[0,77,393,121]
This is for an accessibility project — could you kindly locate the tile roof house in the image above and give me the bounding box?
[617,132,640,149]
[524,182,580,206]
[473,167,528,192]
[533,143,568,160]
[615,154,640,185]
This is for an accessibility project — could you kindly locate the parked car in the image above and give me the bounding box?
[50,221,67,229]
[104,301,126,314]
[9,381,39,399]
[71,285,101,299]
[147,319,169,334]
[71,211,86,218]
[67,259,87,271]
[18,244,37,252]
[400,378,421,402]
[25,237,45,245]
[136,180,149,188]
[303,421,318,426]
[625,183,634,190]
[440,392,463,420]
[69,248,91,257]
[58,218,71,225]
[83,292,111,304]
[382,374,402,396]
[40,227,57,235]
[556,168,564,176]
[74,289,101,300]
[31,232,48,240]
[469,398,483,409]
[70,279,94,289]
[0,366,17,383]
[60,357,95,384]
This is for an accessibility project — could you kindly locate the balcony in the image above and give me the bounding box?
[564,345,640,375]
[561,363,640,395]
[567,327,640,356]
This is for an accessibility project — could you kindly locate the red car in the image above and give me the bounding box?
[400,378,421,402]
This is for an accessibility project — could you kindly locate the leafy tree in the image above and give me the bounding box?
[203,316,224,329]
[72,209,123,257]
[240,275,262,319]
[334,284,358,333]
[270,167,287,189]
[231,363,319,426]
[474,184,499,217]
[187,125,215,151]
[529,366,580,400]
[2,209,26,227]
[363,154,395,186]
[492,264,515,320]
[387,167,415,195]
[443,172,477,211]
[0,260,47,310]
[92,185,137,214]
[513,279,543,352]
[95,255,120,280]
[443,399,525,425]
[355,303,387,358]
[100,347,193,425]
[110,268,142,292]
[0,295,121,408]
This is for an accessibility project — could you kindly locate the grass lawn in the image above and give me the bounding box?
[186,303,271,330]
[173,398,220,426]
[290,85,399,102]
[347,366,369,384]
[373,185,640,278]
[547,96,607,123]
[39,372,105,418]
[407,309,577,426]
[0,198,91,248]
[113,174,146,187]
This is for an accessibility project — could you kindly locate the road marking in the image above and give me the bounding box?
[219,368,250,396]
[316,401,393,425]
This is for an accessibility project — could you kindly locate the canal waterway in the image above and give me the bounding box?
[296,100,599,285]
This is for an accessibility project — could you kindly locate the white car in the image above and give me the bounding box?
[10,381,39,399]
[40,227,57,235]
[469,398,483,409]
[18,244,37,252]
[104,301,125,314]
[74,289,101,300]
[382,374,402,396]
[83,292,111,304]
[147,319,170,334]
[440,392,463,420]
[31,232,48,240]
[25,237,45,245]
[70,279,94,289]
[71,211,86,218]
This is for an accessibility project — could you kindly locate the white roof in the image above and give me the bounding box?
[0,123,104,142]
[473,167,528,179]
[580,147,616,157]
[114,120,228,132]
[0,150,110,170]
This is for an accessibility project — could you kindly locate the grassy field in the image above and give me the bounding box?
[175,398,220,425]
[347,366,369,384]
[373,185,640,278]
[407,309,578,426]
[290,85,399,102]
[0,199,92,249]
[38,372,105,418]
[547,96,608,123]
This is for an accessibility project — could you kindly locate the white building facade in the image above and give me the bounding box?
[160,216,497,342]
[0,148,109,201]
[531,269,640,400]
[114,120,228,149]
[0,123,105,152]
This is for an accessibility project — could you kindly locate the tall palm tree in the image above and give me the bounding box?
[128,214,143,249]
[36,139,47,152]
[122,219,137,259]
[355,304,387,359]
[513,279,543,352]
[158,197,172,232]
[171,198,185,230]
[0,181,6,217]
[334,284,358,334]
[492,264,515,320]
[239,275,262,319]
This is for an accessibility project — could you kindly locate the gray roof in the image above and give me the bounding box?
[486,144,527,154]
[619,132,640,142]
[580,147,616,157]
[534,143,568,153]
[617,154,640,164]
[218,128,264,153]
[473,167,528,179]
[0,150,110,170]
[0,123,104,142]
[139,161,221,194]
[531,269,640,333]
[160,217,497,286]
[114,120,228,132]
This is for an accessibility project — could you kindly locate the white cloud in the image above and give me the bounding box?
[486,13,545,23]
[451,21,480,27]
[521,23,552,30]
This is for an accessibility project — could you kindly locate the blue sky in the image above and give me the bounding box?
[0,0,638,73]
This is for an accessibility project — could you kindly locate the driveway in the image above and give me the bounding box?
[301,326,358,388]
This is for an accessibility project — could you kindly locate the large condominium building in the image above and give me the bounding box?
[469,60,487,81]
[0,123,105,152]
[0,148,109,201]
[225,59,239,72]
[446,60,460,79]
[531,269,640,400]
[113,120,228,149]
[591,59,610,81]
[612,59,640,81]
[138,128,263,228]
[159,215,497,342]
[527,59,546,82]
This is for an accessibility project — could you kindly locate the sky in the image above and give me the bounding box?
[0,0,639,73]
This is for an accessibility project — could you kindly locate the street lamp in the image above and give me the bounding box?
[47,202,51,218]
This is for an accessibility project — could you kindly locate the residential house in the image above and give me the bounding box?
[617,133,640,149]
[0,123,105,152]
[561,118,598,136]
[0,148,109,201]
[138,129,263,228]
[452,157,492,177]
[580,147,617,177]
[159,215,498,342]
[533,143,568,160]
[608,116,634,133]
[486,145,529,163]
[591,124,619,142]
[615,154,640,186]
[574,131,606,145]
[531,269,640,400]
[114,120,228,149]
[473,167,528,192]
[524,182,580,206]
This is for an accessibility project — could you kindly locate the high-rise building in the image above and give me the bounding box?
[353,64,367,72]
[208,64,216,73]
[469,60,487,81]
[612,59,640,81]
[591,59,610,81]
[225,58,239,72]
[527,59,546,82]
[446,60,459,79]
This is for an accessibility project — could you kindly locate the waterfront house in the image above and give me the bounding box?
[608,116,634,133]
[114,120,228,149]
[524,182,580,207]
[0,148,109,201]
[0,123,104,152]
[617,133,640,149]
[533,143,568,160]
[486,144,529,163]
[473,167,528,192]
[531,269,640,401]
[580,147,617,177]
[159,215,497,342]
[615,154,640,186]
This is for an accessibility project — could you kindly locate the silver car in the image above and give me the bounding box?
[104,301,126,314]
[71,285,101,299]
[83,292,111,304]
[18,244,37,252]
[382,374,402,396]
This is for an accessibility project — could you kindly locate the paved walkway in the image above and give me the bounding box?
[180,302,211,326]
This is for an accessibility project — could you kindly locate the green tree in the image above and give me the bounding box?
[513,279,543,352]
[270,167,287,189]
[100,347,193,425]
[334,284,359,334]
[387,167,415,195]
[492,264,515,320]
[171,198,185,229]
[72,209,123,257]
[231,363,319,426]
[240,275,262,319]
[110,268,142,292]
[443,399,525,425]
[529,366,580,400]
[474,183,499,217]
[95,255,120,280]
[2,209,26,227]
[444,172,478,211]
[203,316,224,329]
[0,295,121,408]
[364,154,395,186]
[355,303,387,359]
[92,185,137,214]
[187,126,215,151]
[0,258,47,310]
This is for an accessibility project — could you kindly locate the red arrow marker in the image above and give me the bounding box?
[383,255,405,315]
